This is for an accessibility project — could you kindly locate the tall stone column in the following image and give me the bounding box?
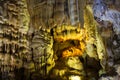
[26,0,55,79]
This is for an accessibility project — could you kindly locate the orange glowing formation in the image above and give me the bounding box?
[54,25,87,58]
[62,42,85,57]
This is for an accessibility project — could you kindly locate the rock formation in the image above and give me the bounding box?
[0,0,120,80]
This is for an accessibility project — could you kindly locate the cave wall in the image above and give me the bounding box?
[0,0,30,80]
[26,0,107,80]
[0,0,120,80]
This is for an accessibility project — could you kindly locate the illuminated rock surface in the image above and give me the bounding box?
[0,0,120,80]
[0,0,30,80]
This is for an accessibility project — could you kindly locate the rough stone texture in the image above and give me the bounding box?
[27,0,85,32]
[92,0,120,80]
[26,0,86,79]
[49,57,85,80]
[112,35,120,61]
[27,0,55,31]
[0,0,120,80]
[46,6,106,80]
[29,30,55,79]
[0,0,30,80]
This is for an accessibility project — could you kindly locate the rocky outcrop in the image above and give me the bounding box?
[92,0,120,79]
[29,30,55,80]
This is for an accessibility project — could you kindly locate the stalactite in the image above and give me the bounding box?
[27,0,54,31]
[68,0,85,27]
[68,0,80,26]
[0,0,119,80]
[0,0,30,80]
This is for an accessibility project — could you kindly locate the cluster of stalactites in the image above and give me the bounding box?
[27,0,85,31]
[0,0,30,79]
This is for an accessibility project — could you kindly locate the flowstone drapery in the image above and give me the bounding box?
[0,0,30,80]
[27,0,107,79]
[0,0,120,80]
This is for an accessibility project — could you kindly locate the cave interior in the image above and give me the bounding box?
[0,0,120,80]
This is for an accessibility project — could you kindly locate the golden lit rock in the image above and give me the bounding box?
[0,0,119,80]
[69,75,83,80]
[62,47,83,57]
